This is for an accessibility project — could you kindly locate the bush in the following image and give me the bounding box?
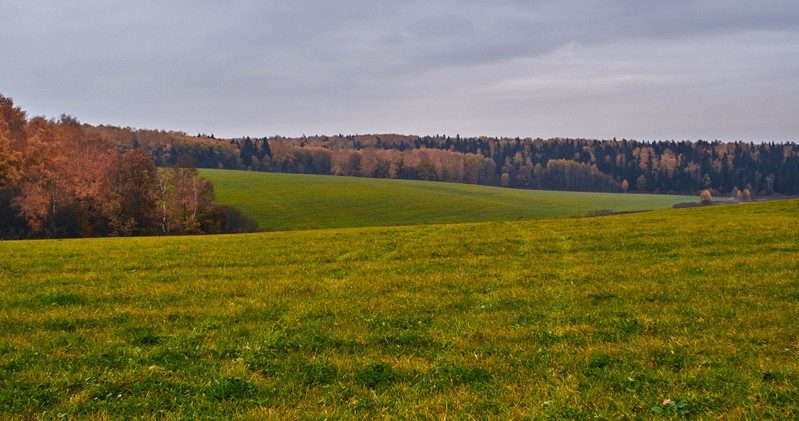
[699,190,713,205]
[198,205,258,234]
[220,205,259,233]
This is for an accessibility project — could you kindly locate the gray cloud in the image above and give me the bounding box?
[2,1,798,141]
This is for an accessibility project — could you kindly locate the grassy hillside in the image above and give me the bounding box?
[202,169,695,230]
[1,200,797,418]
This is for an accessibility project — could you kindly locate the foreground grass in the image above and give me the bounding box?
[202,169,694,230]
[1,200,798,418]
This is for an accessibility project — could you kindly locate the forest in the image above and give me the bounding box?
[87,126,798,197]
[241,134,798,196]
[0,95,254,239]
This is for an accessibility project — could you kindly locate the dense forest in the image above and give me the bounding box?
[238,134,799,195]
[0,95,255,239]
[100,128,798,197]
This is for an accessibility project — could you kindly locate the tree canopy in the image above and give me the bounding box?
[0,95,255,239]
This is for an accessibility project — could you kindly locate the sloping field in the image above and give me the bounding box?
[1,200,797,418]
[202,169,694,230]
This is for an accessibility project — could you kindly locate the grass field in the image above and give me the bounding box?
[1,199,797,418]
[202,169,695,230]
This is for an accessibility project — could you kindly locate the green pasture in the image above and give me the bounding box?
[1,199,797,418]
[202,169,695,230]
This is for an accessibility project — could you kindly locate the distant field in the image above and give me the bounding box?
[1,200,797,418]
[202,169,695,230]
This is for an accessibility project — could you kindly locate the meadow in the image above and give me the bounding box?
[202,169,695,230]
[1,198,797,419]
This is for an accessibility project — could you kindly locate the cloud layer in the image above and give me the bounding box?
[2,1,798,141]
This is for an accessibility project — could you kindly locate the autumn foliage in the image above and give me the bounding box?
[0,95,252,239]
[69,114,799,196]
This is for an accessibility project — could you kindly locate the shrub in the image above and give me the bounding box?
[220,205,259,233]
[200,205,259,234]
[699,190,713,205]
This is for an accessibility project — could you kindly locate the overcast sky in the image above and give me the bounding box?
[2,1,798,141]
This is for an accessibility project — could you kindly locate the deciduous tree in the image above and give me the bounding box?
[0,115,21,188]
[106,149,161,235]
[13,117,71,234]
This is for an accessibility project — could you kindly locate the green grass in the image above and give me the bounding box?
[202,169,695,230]
[1,199,797,418]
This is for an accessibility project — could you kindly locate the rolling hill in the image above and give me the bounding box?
[202,169,695,230]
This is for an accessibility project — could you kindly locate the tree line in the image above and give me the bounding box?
[0,95,255,239]
[82,127,799,197]
[230,135,798,196]
[54,109,799,197]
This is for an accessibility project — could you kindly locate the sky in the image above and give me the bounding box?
[2,1,798,142]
